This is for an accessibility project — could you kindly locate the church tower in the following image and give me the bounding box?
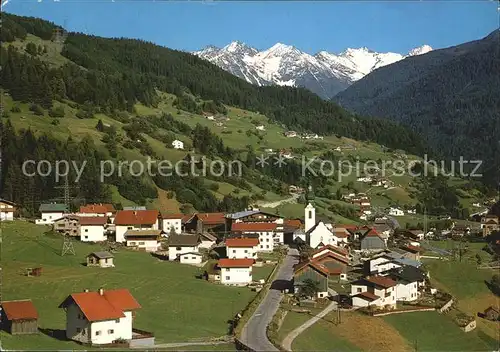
[304,185,316,233]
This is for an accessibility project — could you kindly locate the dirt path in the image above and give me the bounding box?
[257,194,299,209]
[282,300,337,351]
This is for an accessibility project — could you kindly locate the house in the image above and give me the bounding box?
[78,204,115,218]
[483,306,499,321]
[199,232,217,249]
[388,207,404,217]
[231,222,276,252]
[0,199,16,221]
[408,229,425,241]
[311,251,349,281]
[86,252,115,268]
[168,234,201,261]
[481,215,499,237]
[398,245,422,261]
[284,131,297,138]
[53,215,81,236]
[311,244,349,260]
[160,213,183,235]
[36,203,68,225]
[227,210,284,244]
[79,216,108,242]
[171,140,184,150]
[179,252,204,265]
[184,212,226,234]
[58,288,143,345]
[217,258,254,286]
[360,229,387,251]
[255,125,265,131]
[206,115,215,121]
[279,150,293,159]
[388,266,426,302]
[114,210,159,243]
[365,253,403,276]
[1,300,38,335]
[331,227,350,245]
[292,228,306,243]
[351,276,397,308]
[226,237,259,259]
[293,261,329,299]
[124,230,162,252]
[407,208,416,214]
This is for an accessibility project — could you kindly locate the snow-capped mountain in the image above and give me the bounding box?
[193,42,433,99]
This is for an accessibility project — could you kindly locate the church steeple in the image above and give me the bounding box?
[305,185,315,205]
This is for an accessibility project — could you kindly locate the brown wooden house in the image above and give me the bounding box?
[1,300,38,335]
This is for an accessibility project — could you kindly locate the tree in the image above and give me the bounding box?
[95,119,104,132]
[475,254,482,265]
[298,279,321,299]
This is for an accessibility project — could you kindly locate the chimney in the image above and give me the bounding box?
[133,211,137,216]
[84,289,89,293]
[98,288,104,295]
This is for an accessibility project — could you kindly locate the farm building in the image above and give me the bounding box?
[179,252,204,265]
[0,199,16,221]
[168,234,201,261]
[36,203,69,225]
[86,252,115,268]
[124,230,162,252]
[1,299,38,335]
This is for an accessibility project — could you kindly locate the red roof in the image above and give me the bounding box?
[402,244,422,253]
[294,260,330,276]
[365,275,397,288]
[354,291,379,301]
[336,224,358,230]
[285,219,302,229]
[313,251,349,265]
[79,204,115,214]
[78,216,108,226]
[114,210,159,225]
[1,300,38,320]
[59,289,141,322]
[232,222,277,232]
[196,213,226,225]
[226,238,259,247]
[182,214,195,223]
[332,228,349,238]
[366,229,379,237]
[217,258,254,268]
[312,244,348,257]
[161,213,184,220]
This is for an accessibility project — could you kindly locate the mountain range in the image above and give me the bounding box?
[194,41,432,98]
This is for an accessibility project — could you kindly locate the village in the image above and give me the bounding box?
[0,188,499,350]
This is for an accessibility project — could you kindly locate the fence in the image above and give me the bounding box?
[371,307,436,317]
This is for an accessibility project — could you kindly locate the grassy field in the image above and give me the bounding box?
[0,221,257,350]
[383,312,498,351]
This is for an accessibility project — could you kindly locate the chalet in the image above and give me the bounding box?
[53,215,81,236]
[388,207,404,217]
[331,227,350,245]
[159,213,183,235]
[481,215,499,237]
[226,237,259,259]
[408,229,425,240]
[311,244,349,260]
[36,203,68,225]
[171,140,184,150]
[168,234,201,261]
[184,213,226,234]
[293,261,329,299]
[80,216,108,242]
[351,276,397,308]
[231,222,276,252]
[86,251,115,268]
[78,204,115,218]
[114,210,159,243]
[0,199,16,221]
[124,230,162,252]
[398,245,422,261]
[58,288,143,345]
[284,131,297,138]
[199,232,217,249]
[217,258,254,286]
[312,251,349,281]
[1,300,38,335]
[360,229,386,251]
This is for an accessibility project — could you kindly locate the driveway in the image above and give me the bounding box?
[240,248,299,351]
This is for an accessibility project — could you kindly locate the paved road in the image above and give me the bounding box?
[240,248,299,351]
[281,300,338,351]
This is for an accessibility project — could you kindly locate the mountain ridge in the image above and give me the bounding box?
[193,41,433,98]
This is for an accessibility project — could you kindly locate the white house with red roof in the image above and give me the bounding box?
[217,258,254,285]
[78,204,115,218]
[114,210,159,243]
[58,288,142,345]
[79,216,108,242]
[160,213,183,235]
[225,238,259,259]
[231,222,276,252]
[351,275,397,308]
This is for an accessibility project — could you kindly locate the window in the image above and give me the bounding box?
[84,229,88,232]
[192,257,196,260]
[139,241,145,245]
[115,319,120,323]
[84,236,88,239]
[357,288,362,293]
[104,258,108,263]
[233,250,236,253]
[130,242,136,245]
[266,239,269,242]
[176,247,182,250]
[260,245,263,249]
[308,211,312,219]
[244,250,248,253]
[127,226,133,230]
[266,245,269,249]
[385,292,390,298]
[95,331,101,336]
[226,268,230,272]
[108,329,114,334]
[225,276,230,280]
[76,328,81,333]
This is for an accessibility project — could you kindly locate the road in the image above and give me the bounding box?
[240,248,299,351]
[281,300,337,351]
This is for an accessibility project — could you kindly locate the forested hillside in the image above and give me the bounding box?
[334,31,500,187]
[0,13,424,154]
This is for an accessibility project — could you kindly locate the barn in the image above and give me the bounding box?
[1,299,38,335]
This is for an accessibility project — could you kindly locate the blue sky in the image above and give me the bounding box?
[3,0,499,54]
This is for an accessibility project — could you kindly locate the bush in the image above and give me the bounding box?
[10,105,21,113]
[48,105,65,118]
[29,104,44,116]
[51,119,60,126]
